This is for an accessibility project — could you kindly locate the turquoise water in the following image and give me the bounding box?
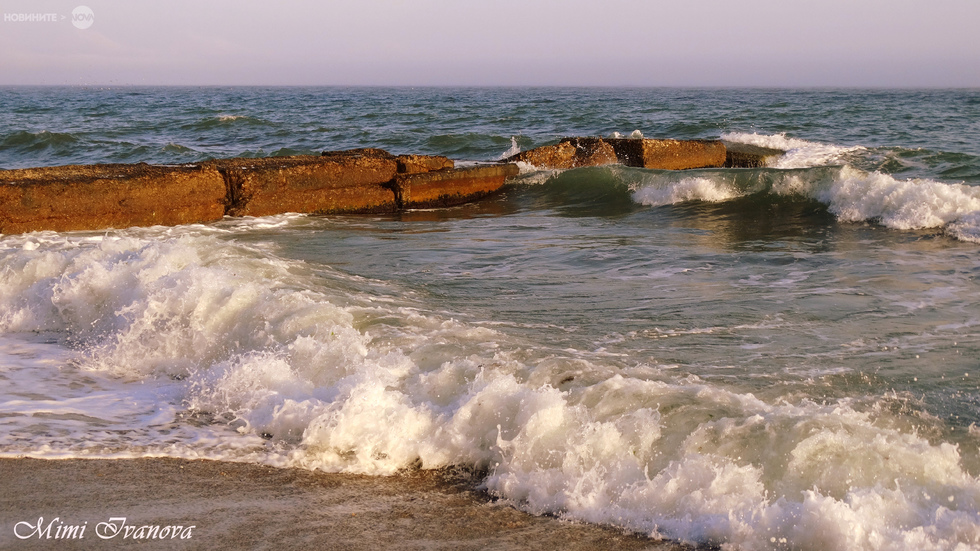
[2,87,980,549]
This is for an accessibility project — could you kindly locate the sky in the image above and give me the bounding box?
[1,0,978,87]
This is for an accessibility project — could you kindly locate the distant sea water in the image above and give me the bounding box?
[2,87,980,550]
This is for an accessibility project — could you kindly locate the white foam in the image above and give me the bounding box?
[632,176,740,207]
[515,160,542,174]
[3,226,980,549]
[513,162,563,185]
[722,132,864,169]
[218,212,308,231]
[808,166,980,232]
[479,376,980,549]
[625,163,980,241]
[947,212,980,243]
[498,136,521,160]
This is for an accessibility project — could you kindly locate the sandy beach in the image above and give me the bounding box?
[0,457,697,550]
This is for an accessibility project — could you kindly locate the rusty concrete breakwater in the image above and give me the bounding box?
[506,137,729,170]
[503,137,783,171]
[721,142,786,169]
[0,162,227,235]
[0,139,782,235]
[0,150,516,234]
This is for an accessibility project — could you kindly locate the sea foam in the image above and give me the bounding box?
[2,224,980,549]
[629,134,980,242]
[632,176,739,207]
[721,132,865,169]
[813,166,980,231]
[498,136,521,160]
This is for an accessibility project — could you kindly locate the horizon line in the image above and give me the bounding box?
[2,83,979,91]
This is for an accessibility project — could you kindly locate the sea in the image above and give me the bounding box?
[1,87,979,550]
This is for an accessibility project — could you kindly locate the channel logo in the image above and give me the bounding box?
[71,6,94,29]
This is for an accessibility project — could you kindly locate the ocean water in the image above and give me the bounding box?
[1,87,980,550]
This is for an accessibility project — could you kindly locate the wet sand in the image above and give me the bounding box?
[0,457,700,550]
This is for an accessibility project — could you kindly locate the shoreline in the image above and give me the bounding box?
[0,457,698,550]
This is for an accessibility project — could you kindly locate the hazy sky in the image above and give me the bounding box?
[1,0,978,87]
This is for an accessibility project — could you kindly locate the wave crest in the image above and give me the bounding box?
[633,176,740,206]
[626,164,980,242]
[722,132,864,169]
[816,166,980,231]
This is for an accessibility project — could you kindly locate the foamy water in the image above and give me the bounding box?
[627,134,980,242]
[633,176,740,206]
[2,87,980,550]
[722,131,866,169]
[2,218,979,549]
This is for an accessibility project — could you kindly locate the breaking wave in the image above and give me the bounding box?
[633,176,740,206]
[512,132,980,243]
[721,132,865,169]
[1,223,980,549]
[627,165,980,242]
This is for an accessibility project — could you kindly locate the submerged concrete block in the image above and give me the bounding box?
[723,142,785,168]
[0,163,226,234]
[604,138,727,170]
[392,164,520,209]
[211,152,399,217]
